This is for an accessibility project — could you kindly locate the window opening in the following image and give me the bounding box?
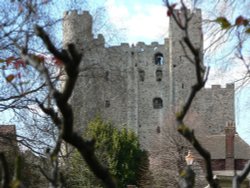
[156,69,163,81]
[153,97,163,109]
[156,126,161,133]
[138,69,145,81]
[154,53,164,65]
[105,100,110,108]
[105,71,109,81]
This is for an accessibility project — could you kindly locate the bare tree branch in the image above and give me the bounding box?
[233,160,250,188]
[164,1,219,187]
[24,25,117,188]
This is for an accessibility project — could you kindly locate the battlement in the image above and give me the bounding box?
[63,9,170,52]
[151,42,159,46]
[173,8,202,15]
[115,40,166,49]
[106,40,167,54]
[136,42,146,47]
[205,84,235,90]
[63,10,93,47]
[64,10,91,18]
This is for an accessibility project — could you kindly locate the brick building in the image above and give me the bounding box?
[197,122,250,187]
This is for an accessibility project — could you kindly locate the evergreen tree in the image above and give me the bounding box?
[65,117,147,188]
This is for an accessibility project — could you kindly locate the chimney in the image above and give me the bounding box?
[225,121,235,170]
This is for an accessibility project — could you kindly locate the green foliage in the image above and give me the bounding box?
[66,117,146,188]
[215,15,250,34]
[215,17,231,29]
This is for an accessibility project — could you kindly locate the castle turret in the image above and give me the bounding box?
[169,9,203,105]
[63,10,93,49]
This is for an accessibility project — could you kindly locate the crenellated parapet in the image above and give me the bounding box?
[63,9,172,59]
[192,83,235,135]
[108,40,167,51]
[206,83,235,90]
[202,83,235,97]
[63,10,93,48]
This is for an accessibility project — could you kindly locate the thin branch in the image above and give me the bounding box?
[34,25,70,64]
[165,1,219,187]
[31,25,117,188]
[0,83,45,102]
[233,160,250,187]
[36,99,61,128]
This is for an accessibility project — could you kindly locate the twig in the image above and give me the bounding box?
[27,25,117,188]
[165,1,219,187]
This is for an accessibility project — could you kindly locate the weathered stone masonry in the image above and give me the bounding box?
[63,10,234,151]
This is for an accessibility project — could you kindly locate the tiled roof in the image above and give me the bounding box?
[235,135,250,158]
[198,134,250,159]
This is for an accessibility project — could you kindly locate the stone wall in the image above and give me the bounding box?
[191,84,234,135]
[63,9,235,152]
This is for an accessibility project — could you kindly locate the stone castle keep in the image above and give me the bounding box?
[63,9,235,151]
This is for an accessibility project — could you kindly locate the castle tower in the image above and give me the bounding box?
[63,10,108,132]
[169,9,203,105]
[130,41,170,149]
[63,10,93,49]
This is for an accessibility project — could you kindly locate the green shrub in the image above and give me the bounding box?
[66,117,146,188]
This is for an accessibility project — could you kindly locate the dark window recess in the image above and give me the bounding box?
[138,70,145,81]
[173,64,176,68]
[156,126,161,133]
[182,83,184,89]
[105,71,109,81]
[105,100,110,108]
[153,97,163,109]
[154,53,164,65]
[156,69,163,81]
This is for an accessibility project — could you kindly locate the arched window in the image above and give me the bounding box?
[156,69,163,81]
[154,53,164,65]
[153,97,163,109]
[138,69,145,81]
